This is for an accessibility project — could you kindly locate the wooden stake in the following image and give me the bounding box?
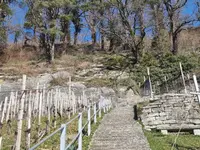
[1,97,8,123]
[193,74,200,103]
[179,62,187,94]
[47,91,50,133]
[16,74,26,150]
[6,93,12,122]
[38,91,42,129]
[164,76,169,93]
[26,91,32,149]
[147,67,153,99]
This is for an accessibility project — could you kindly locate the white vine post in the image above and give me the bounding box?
[78,113,82,150]
[0,101,3,117]
[143,76,146,82]
[0,96,5,149]
[13,92,18,117]
[68,76,72,115]
[98,101,101,118]
[94,103,97,124]
[1,97,8,123]
[16,74,27,150]
[179,62,187,94]
[83,90,86,111]
[103,98,106,113]
[6,93,12,122]
[38,90,42,128]
[164,76,169,93]
[60,89,63,117]
[60,124,66,150]
[10,92,14,119]
[193,74,200,103]
[42,85,46,116]
[35,83,39,118]
[26,91,32,149]
[47,91,51,127]
[54,88,58,128]
[147,67,153,99]
[87,105,91,136]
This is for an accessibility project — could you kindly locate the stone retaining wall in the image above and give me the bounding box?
[141,94,200,134]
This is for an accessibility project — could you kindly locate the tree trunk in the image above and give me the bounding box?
[74,31,78,45]
[138,7,145,58]
[91,27,96,45]
[100,0,104,50]
[50,43,55,63]
[109,38,114,51]
[101,35,104,50]
[66,22,71,45]
[172,34,178,54]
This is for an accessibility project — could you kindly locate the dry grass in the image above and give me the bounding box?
[0,44,105,78]
[0,45,43,77]
[54,54,93,73]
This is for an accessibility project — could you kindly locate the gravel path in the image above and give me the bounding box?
[89,106,150,150]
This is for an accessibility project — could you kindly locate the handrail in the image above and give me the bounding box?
[29,114,80,150]
[29,127,63,150]
[30,101,112,150]
[65,106,102,149]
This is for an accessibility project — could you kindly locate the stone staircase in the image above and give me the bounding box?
[89,106,150,150]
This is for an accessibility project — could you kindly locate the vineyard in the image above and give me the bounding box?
[0,75,113,150]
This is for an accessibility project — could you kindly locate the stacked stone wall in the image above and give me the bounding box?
[141,94,200,131]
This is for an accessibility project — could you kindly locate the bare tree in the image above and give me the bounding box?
[98,0,147,63]
[164,0,197,54]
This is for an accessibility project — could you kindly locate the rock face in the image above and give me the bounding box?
[116,87,145,107]
[0,71,117,103]
[141,94,200,131]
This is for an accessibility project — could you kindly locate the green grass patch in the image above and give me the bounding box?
[144,130,200,150]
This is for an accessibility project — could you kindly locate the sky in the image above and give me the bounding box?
[8,1,199,43]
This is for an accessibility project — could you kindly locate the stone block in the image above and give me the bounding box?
[148,113,160,117]
[144,126,152,131]
[193,129,200,135]
[190,119,200,125]
[163,120,178,124]
[153,120,163,125]
[159,112,167,117]
[152,108,161,113]
[161,130,168,135]
[173,103,184,107]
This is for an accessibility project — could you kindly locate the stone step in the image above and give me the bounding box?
[89,106,150,150]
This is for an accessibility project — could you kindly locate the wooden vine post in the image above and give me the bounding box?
[26,91,32,149]
[15,74,27,150]
[179,62,187,94]
[0,97,8,149]
[147,67,153,99]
